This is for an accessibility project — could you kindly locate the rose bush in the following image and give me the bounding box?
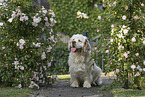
[91,0,145,89]
[0,0,57,88]
[105,25,145,89]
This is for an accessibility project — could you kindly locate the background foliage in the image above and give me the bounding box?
[49,0,103,37]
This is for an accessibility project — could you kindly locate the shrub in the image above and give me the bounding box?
[0,0,57,88]
[92,0,145,89]
[49,46,69,74]
[49,0,104,37]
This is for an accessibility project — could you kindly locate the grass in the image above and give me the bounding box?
[57,74,71,80]
[112,88,145,97]
[0,85,33,97]
[56,72,115,80]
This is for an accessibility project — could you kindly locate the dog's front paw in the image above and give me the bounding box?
[71,81,79,88]
[83,81,91,88]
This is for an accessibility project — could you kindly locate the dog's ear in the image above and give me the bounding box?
[84,37,91,52]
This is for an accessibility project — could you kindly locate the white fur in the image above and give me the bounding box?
[68,34,102,88]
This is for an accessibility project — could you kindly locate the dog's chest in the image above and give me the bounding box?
[69,53,89,72]
[69,53,86,63]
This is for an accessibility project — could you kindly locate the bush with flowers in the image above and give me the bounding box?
[90,0,145,89]
[105,25,145,89]
[0,0,57,88]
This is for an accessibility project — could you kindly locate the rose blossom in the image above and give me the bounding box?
[20,66,24,70]
[8,18,13,23]
[123,52,128,58]
[131,37,136,42]
[135,53,139,56]
[118,45,124,50]
[98,16,101,20]
[19,39,25,45]
[18,84,22,88]
[123,29,129,35]
[19,45,24,50]
[0,22,3,26]
[122,15,127,20]
[131,65,136,69]
[41,52,46,60]
[143,61,145,65]
[143,40,145,45]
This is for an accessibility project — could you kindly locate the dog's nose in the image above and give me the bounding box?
[72,41,76,44]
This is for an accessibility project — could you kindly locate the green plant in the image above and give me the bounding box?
[49,45,69,74]
[92,0,145,89]
[49,0,103,37]
[0,0,57,88]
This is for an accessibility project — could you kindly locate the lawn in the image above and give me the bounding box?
[112,89,145,97]
[0,85,33,97]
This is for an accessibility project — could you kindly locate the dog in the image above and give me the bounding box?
[68,34,102,88]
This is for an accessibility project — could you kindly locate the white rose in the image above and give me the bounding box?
[118,45,124,50]
[19,45,24,50]
[33,17,41,23]
[24,16,29,21]
[122,15,127,20]
[20,16,24,21]
[134,15,138,19]
[131,37,136,42]
[98,16,101,20]
[0,22,3,26]
[20,66,24,70]
[8,18,13,23]
[14,61,19,65]
[123,29,129,35]
[123,52,128,58]
[122,25,127,28]
[35,43,41,47]
[44,17,48,21]
[143,40,145,45]
[18,84,22,88]
[131,65,136,69]
[143,61,145,65]
[105,50,109,53]
[32,22,38,27]
[135,53,139,56]
[110,39,113,42]
[141,3,144,6]
[43,10,47,14]
[19,39,25,45]
[111,24,114,28]
[41,52,46,60]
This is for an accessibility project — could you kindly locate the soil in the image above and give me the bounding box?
[30,78,114,97]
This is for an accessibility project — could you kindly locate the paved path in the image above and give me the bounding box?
[30,78,114,97]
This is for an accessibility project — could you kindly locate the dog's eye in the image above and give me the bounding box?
[78,40,82,42]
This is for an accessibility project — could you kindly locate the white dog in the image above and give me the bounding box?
[68,34,102,88]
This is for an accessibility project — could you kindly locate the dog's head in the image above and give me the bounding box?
[68,34,91,53]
